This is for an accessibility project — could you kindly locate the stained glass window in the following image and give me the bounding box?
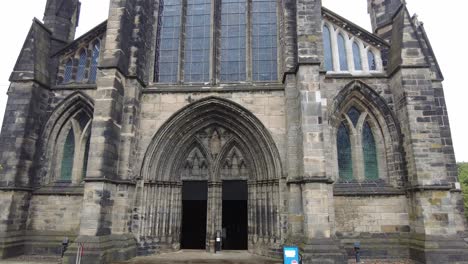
[323,25,333,71]
[368,50,376,71]
[252,0,277,81]
[89,41,100,83]
[76,50,87,82]
[362,122,379,180]
[184,0,211,83]
[337,123,353,181]
[220,0,246,82]
[63,59,73,83]
[337,34,348,71]
[347,107,361,128]
[60,129,75,181]
[353,42,362,71]
[155,0,182,83]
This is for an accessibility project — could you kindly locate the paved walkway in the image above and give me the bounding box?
[113,250,282,264]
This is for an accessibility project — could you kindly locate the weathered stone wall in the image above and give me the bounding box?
[136,90,287,172]
[27,195,82,232]
[334,195,409,233]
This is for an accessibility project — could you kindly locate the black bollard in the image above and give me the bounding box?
[354,242,361,263]
[61,237,69,258]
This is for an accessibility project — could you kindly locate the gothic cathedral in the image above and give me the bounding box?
[0,0,466,263]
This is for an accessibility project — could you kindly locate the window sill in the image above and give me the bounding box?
[333,180,405,196]
[324,71,386,78]
[33,183,85,196]
[145,82,285,93]
[52,83,97,90]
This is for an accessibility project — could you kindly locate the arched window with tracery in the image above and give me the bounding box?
[337,33,348,71]
[323,25,333,71]
[76,49,87,82]
[336,105,382,182]
[352,42,362,71]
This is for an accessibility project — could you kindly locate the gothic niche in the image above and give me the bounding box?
[221,147,249,180]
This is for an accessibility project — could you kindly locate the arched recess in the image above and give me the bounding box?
[36,92,94,186]
[330,81,405,186]
[135,96,283,254]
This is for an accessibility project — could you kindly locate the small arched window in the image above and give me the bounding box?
[323,25,333,71]
[352,42,362,71]
[337,123,353,181]
[89,41,100,83]
[76,50,87,82]
[368,50,377,71]
[60,129,75,181]
[362,122,379,180]
[63,59,73,83]
[337,34,348,71]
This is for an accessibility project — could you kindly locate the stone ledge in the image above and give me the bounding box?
[334,181,405,196]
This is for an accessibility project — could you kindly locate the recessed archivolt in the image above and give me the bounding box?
[141,96,282,182]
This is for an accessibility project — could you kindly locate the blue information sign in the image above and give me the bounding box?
[283,246,300,264]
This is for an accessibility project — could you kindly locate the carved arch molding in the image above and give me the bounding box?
[134,97,283,254]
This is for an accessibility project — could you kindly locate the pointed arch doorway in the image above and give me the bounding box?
[136,97,283,254]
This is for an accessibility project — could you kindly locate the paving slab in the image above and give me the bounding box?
[112,250,282,264]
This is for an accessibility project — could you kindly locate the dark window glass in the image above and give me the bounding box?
[60,129,75,181]
[337,34,348,71]
[155,0,182,83]
[76,50,87,82]
[323,25,333,71]
[362,122,379,180]
[184,0,211,83]
[353,42,362,71]
[220,0,246,82]
[252,0,277,81]
[368,50,376,71]
[347,107,361,127]
[63,59,73,83]
[337,123,353,181]
[81,134,91,179]
[89,41,100,83]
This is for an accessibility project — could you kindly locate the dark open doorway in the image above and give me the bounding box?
[181,181,208,249]
[222,180,248,250]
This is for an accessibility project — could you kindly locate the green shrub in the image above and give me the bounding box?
[458,163,468,219]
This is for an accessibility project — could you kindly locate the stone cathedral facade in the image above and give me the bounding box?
[0,0,467,263]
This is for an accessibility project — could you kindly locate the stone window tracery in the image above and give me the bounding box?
[52,110,93,183]
[336,106,382,182]
[321,22,383,74]
[58,39,102,85]
[154,0,279,84]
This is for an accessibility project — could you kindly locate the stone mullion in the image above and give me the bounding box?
[140,184,148,239]
[168,184,176,244]
[161,184,169,243]
[260,182,266,242]
[246,0,252,82]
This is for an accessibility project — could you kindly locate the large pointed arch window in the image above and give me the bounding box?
[154,0,278,83]
[336,106,381,181]
[53,111,93,183]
